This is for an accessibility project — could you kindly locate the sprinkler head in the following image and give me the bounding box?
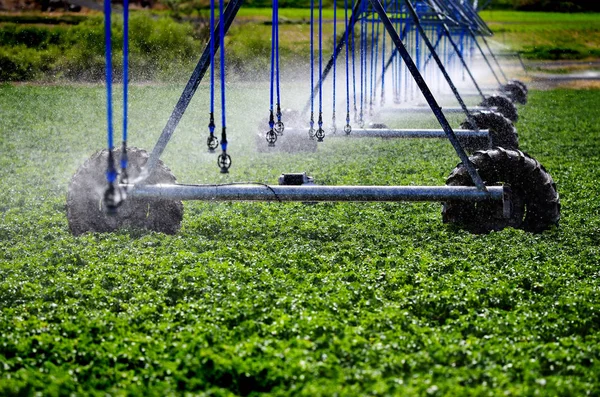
[218,153,232,174]
[207,135,219,152]
[316,128,325,142]
[103,182,126,216]
[266,130,277,147]
[274,121,285,135]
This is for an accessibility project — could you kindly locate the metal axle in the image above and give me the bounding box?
[128,184,506,203]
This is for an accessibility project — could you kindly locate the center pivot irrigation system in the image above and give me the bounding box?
[67,0,560,236]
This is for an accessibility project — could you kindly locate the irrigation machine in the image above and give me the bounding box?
[67,0,560,236]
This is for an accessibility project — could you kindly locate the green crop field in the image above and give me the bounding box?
[479,10,600,60]
[0,83,599,394]
[232,9,600,60]
[1,9,599,82]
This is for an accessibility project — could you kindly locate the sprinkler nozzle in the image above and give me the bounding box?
[103,182,125,215]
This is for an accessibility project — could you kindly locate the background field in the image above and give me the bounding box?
[480,10,600,60]
[1,9,599,81]
[0,83,599,394]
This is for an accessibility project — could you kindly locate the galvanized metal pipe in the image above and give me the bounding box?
[379,106,494,114]
[128,184,505,202]
[284,128,489,139]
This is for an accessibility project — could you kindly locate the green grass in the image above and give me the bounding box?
[0,84,599,394]
[479,11,600,60]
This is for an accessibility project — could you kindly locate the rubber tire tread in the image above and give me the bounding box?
[480,94,519,122]
[460,111,519,152]
[67,147,184,235]
[509,79,528,94]
[502,82,528,105]
[443,148,560,234]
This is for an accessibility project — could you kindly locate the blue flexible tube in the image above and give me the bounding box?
[318,0,322,122]
[351,14,357,119]
[310,0,314,124]
[104,0,115,183]
[344,0,349,121]
[210,0,215,124]
[220,0,227,151]
[369,8,375,108]
[332,0,336,122]
[362,6,367,112]
[373,16,379,105]
[123,0,128,147]
[121,0,129,171]
[269,0,276,117]
[380,0,385,103]
[275,0,281,119]
[359,7,364,121]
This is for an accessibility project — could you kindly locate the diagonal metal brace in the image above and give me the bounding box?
[369,0,486,191]
[139,0,244,182]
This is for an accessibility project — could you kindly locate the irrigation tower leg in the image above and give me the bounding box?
[368,0,486,191]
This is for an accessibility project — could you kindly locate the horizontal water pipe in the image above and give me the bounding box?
[378,106,494,114]
[127,184,506,203]
[284,128,489,139]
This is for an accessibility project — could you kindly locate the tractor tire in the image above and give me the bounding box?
[460,111,518,152]
[501,82,528,105]
[67,147,183,235]
[442,148,560,234]
[480,94,518,123]
[509,79,528,94]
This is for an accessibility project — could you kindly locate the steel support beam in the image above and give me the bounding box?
[331,128,488,138]
[368,0,486,190]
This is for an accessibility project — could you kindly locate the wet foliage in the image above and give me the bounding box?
[0,14,198,82]
[0,85,599,394]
